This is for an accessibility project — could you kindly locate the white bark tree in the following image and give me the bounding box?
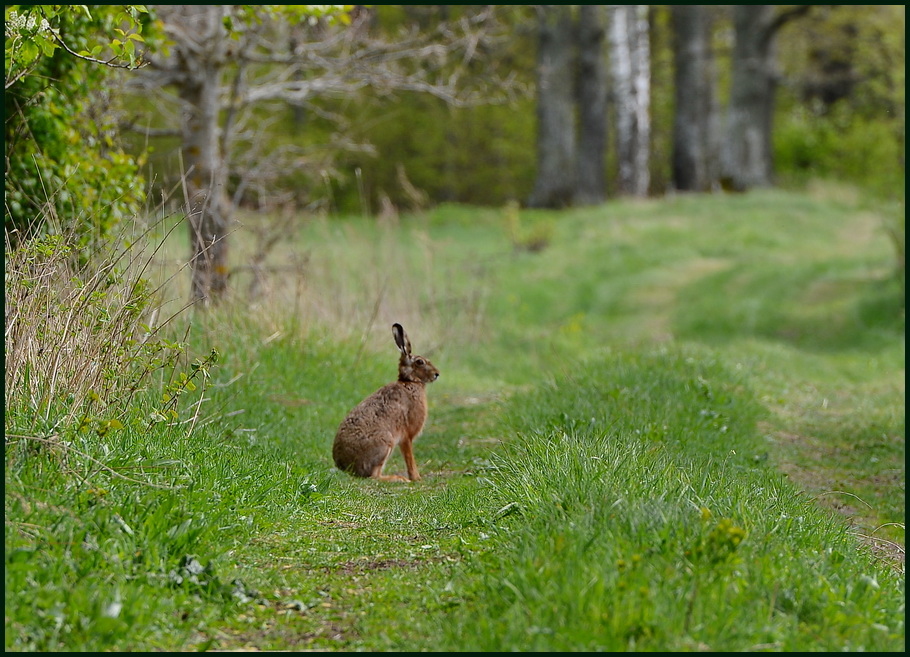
[608,4,650,197]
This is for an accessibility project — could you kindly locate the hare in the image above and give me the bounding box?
[332,323,439,482]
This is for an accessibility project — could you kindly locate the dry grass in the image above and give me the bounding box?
[145,209,491,358]
[4,215,189,431]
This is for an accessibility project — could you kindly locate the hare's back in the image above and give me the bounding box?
[339,382,415,426]
[337,382,426,436]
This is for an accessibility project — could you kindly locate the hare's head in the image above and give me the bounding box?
[393,323,439,384]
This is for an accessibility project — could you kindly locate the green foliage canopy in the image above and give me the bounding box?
[4,5,153,249]
[775,5,905,200]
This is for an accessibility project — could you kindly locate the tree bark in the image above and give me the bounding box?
[720,5,777,191]
[182,66,231,305]
[721,5,812,191]
[608,5,650,197]
[575,5,607,205]
[155,5,232,305]
[527,5,577,209]
[671,5,719,192]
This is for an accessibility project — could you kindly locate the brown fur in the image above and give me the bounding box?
[332,324,439,482]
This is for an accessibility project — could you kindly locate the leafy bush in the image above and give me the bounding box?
[3,210,202,437]
[4,5,153,251]
[3,214,306,651]
[775,105,904,201]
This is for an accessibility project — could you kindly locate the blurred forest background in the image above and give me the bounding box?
[5,4,905,304]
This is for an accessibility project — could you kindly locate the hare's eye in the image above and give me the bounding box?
[415,358,425,366]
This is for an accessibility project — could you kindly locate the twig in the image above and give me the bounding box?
[41,8,149,70]
[811,490,874,511]
[352,276,390,371]
[5,59,40,89]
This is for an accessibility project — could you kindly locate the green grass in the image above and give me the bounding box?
[5,186,904,651]
[428,349,902,651]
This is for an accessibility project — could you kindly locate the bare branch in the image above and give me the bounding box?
[118,118,181,138]
[130,5,521,302]
[5,59,40,89]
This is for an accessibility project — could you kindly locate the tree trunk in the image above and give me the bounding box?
[608,5,650,197]
[671,5,719,192]
[527,5,577,209]
[183,76,231,305]
[157,6,232,305]
[720,5,777,191]
[575,5,607,205]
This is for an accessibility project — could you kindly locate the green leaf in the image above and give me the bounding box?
[19,41,38,64]
[37,38,57,57]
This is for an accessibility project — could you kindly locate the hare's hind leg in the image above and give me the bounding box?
[370,443,408,482]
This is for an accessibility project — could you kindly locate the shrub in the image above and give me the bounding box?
[4,5,153,251]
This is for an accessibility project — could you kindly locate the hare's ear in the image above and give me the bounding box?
[392,323,411,356]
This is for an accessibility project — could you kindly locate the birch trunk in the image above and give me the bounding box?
[608,5,650,197]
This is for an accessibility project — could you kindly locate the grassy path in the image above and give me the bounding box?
[183,336,903,651]
[196,378,506,651]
